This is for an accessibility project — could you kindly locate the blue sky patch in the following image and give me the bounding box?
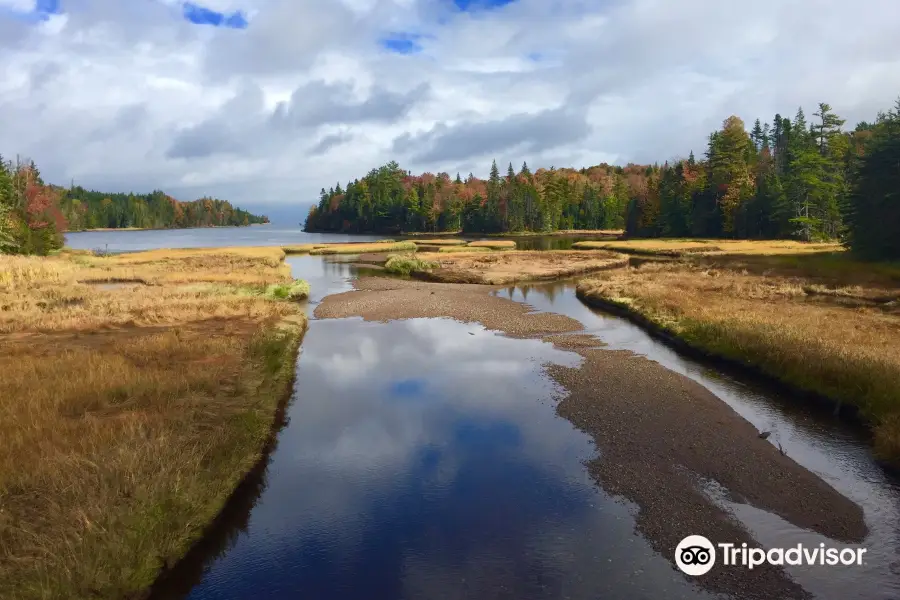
[380,32,425,55]
[3,0,61,22]
[182,2,248,29]
[453,0,517,11]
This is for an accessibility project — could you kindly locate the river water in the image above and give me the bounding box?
[94,230,898,600]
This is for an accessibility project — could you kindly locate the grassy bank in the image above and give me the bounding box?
[576,259,900,464]
[0,247,308,600]
[572,238,841,256]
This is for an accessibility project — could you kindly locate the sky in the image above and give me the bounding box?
[2,0,900,221]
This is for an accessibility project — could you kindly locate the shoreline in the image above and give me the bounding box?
[575,281,899,472]
[144,319,306,600]
[303,229,623,238]
[66,223,271,233]
[313,276,868,600]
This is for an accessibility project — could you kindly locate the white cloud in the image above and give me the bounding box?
[1,0,899,212]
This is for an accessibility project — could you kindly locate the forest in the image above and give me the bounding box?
[305,99,900,260]
[0,157,268,255]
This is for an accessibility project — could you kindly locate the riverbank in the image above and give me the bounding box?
[576,257,900,465]
[0,248,308,600]
[315,276,868,600]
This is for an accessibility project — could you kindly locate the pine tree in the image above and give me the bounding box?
[845,102,900,259]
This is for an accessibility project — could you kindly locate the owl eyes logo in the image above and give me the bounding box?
[675,535,716,576]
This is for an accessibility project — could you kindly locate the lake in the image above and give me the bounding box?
[64,226,618,253]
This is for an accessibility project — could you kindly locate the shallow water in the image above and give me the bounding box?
[494,280,900,600]
[163,256,717,600]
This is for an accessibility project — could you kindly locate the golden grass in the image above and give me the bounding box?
[491,229,624,237]
[308,241,417,255]
[577,260,900,463]
[437,246,495,253]
[572,238,842,256]
[410,238,468,246]
[0,248,308,599]
[466,240,517,250]
[416,250,628,285]
[282,244,318,255]
[0,248,300,333]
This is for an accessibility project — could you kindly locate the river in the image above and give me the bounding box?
[91,230,897,600]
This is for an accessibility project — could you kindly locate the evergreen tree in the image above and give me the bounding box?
[844,101,900,259]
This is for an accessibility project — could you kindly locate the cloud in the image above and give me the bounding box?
[165,79,427,160]
[309,131,354,156]
[270,80,430,129]
[2,0,900,208]
[393,107,590,164]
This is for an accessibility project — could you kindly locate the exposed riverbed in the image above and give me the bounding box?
[152,256,899,600]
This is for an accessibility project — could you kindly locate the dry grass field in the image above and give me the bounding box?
[0,247,307,600]
[577,259,900,463]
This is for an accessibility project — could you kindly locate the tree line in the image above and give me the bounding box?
[305,98,900,260]
[0,156,269,255]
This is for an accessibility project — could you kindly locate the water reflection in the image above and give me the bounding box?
[494,280,900,599]
[180,317,715,600]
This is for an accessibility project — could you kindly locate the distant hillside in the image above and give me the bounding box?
[58,186,269,231]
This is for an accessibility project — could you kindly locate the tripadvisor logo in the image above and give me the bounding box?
[675,535,867,576]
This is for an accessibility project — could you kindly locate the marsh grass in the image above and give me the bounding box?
[0,248,307,599]
[264,280,310,301]
[418,250,627,284]
[466,240,517,250]
[0,249,304,333]
[384,255,439,276]
[308,241,416,255]
[410,238,468,246]
[577,260,900,463]
[437,246,494,253]
[572,238,842,256]
[282,244,318,255]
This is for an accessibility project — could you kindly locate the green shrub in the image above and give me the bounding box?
[384,256,438,276]
[264,279,310,301]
